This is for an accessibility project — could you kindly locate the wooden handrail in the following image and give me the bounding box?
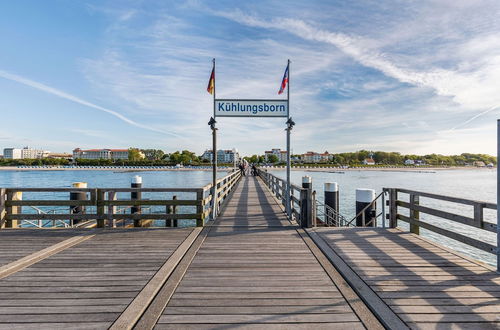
[385,187,498,256]
[0,170,241,229]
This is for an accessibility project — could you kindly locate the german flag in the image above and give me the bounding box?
[207,64,215,95]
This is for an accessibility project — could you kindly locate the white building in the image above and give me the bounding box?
[201,149,240,163]
[3,147,50,159]
[302,151,332,163]
[363,158,376,165]
[404,159,415,165]
[73,148,130,160]
[264,148,288,162]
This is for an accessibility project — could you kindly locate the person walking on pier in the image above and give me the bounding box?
[239,163,245,176]
[252,164,257,176]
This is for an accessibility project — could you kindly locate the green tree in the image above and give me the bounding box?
[267,154,279,163]
[142,149,165,161]
[128,148,143,161]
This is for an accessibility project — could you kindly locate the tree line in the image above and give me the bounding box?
[245,150,496,166]
[0,149,495,167]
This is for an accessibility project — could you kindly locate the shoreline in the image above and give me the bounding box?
[0,166,493,172]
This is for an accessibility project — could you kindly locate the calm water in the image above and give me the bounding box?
[0,168,497,266]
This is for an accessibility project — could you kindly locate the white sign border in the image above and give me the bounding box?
[214,99,288,118]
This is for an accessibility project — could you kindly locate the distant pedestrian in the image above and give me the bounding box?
[239,163,245,176]
[252,164,257,176]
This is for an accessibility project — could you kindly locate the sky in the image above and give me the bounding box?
[1,0,500,156]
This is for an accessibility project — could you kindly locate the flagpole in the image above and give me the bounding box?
[497,119,499,272]
[286,59,291,219]
[212,58,218,220]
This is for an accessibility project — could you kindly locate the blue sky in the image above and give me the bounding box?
[1,0,500,156]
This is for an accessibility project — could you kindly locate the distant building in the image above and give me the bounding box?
[264,149,288,162]
[404,159,415,165]
[3,147,50,159]
[73,148,131,160]
[201,149,240,163]
[47,153,72,159]
[302,151,332,163]
[473,161,486,167]
[363,158,376,165]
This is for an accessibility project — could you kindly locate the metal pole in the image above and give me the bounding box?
[212,58,218,220]
[286,59,291,218]
[382,191,386,228]
[497,119,499,272]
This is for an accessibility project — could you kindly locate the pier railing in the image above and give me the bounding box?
[0,170,241,229]
[258,169,335,228]
[384,188,498,259]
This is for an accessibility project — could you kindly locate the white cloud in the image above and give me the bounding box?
[0,69,181,138]
[211,8,500,126]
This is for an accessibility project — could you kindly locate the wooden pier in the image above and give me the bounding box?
[0,175,498,329]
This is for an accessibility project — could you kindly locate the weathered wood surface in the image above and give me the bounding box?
[0,228,194,329]
[312,227,500,329]
[153,177,380,329]
[0,230,85,267]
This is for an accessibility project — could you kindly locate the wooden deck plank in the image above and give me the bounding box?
[154,322,365,330]
[0,322,112,330]
[147,177,381,329]
[157,313,360,323]
[0,228,195,328]
[312,227,500,328]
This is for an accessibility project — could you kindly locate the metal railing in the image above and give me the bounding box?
[314,197,351,227]
[344,191,386,227]
[0,170,241,229]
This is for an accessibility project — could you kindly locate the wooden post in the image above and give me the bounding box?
[196,189,204,227]
[473,202,484,228]
[409,193,420,235]
[6,191,22,228]
[389,188,398,228]
[107,191,117,228]
[0,188,6,229]
[96,189,105,228]
[299,188,308,228]
[166,195,178,227]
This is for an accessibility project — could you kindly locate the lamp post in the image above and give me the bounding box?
[286,117,295,218]
[208,117,217,220]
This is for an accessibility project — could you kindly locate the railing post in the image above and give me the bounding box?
[312,190,317,227]
[409,193,420,235]
[196,189,204,227]
[0,188,6,229]
[389,188,398,228]
[107,191,117,228]
[167,195,178,227]
[473,202,484,228]
[96,189,105,228]
[5,191,22,228]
